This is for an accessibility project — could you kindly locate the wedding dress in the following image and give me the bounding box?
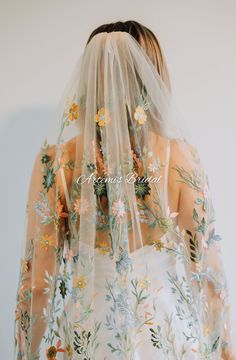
[14,31,234,360]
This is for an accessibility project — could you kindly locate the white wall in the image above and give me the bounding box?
[1,0,235,357]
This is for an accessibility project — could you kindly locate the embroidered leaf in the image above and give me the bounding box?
[149,326,162,349]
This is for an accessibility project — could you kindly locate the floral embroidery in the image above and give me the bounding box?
[41,153,50,164]
[43,167,56,192]
[40,234,54,250]
[97,240,110,255]
[95,107,111,126]
[73,275,87,290]
[14,94,232,358]
[93,177,107,198]
[46,345,57,359]
[134,105,147,125]
[68,102,79,121]
[134,176,151,199]
[73,197,89,214]
[138,275,151,289]
[112,199,126,219]
[153,239,165,251]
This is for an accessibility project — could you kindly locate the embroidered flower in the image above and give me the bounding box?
[43,168,56,192]
[95,107,111,126]
[41,153,50,164]
[153,239,164,251]
[73,197,89,215]
[98,240,110,255]
[148,162,158,173]
[87,162,96,173]
[93,178,107,198]
[34,198,51,224]
[138,275,151,289]
[112,199,126,219]
[135,176,151,199]
[46,345,57,359]
[73,275,87,290]
[40,234,54,250]
[68,102,79,121]
[134,105,147,125]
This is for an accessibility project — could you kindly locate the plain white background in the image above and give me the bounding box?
[0,0,235,357]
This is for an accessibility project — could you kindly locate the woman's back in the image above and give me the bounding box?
[14,29,234,360]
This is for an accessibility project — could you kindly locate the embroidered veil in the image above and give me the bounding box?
[14,31,234,359]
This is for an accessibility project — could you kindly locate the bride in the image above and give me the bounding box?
[14,20,235,359]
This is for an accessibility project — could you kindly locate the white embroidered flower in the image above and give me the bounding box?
[148,162,158,173]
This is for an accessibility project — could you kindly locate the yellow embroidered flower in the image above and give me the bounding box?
[21,258,30,273]
[95,107,111,126]
[68,102,79,121]
[73,275,87,290]
[134,105,147,125]
[98,240,111,255]
[138,275,151,289]
[40,234,54,250]
[153,239,164,251]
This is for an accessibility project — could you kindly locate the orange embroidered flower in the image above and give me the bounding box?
[153,239,164,251]
[95,107,111,126]
[46,345,57,359]
[73,275,87,290]
[134,105,147,125]
[98,240,110,255]
[68,102,79,121]
[40,234,54,250]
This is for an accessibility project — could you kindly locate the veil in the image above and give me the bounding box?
[14,31,234,359]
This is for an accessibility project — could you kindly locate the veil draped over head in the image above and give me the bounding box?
[14,31,234,359]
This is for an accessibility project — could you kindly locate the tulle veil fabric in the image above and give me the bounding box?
[14,31,234,359]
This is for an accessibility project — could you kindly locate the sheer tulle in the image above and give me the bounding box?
[14,31,234,359]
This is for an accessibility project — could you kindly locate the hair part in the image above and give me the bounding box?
[86,20,171,92]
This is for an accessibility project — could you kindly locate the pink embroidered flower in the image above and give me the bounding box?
[112,199,126,219]
[73,197,89,215]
